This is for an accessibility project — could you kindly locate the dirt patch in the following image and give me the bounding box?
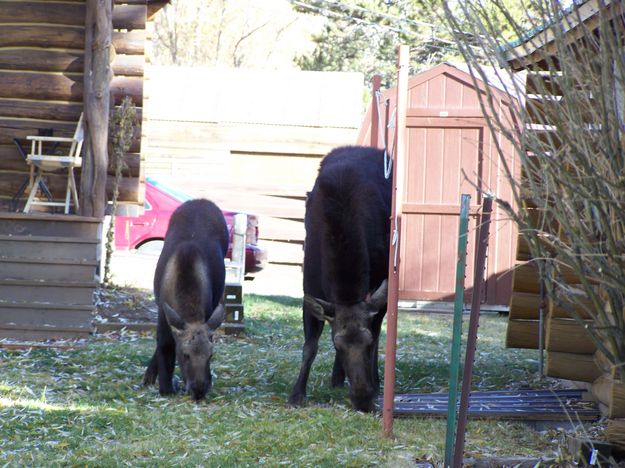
[94,285,157,324]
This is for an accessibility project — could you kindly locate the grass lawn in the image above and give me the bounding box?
[0,292,583,466]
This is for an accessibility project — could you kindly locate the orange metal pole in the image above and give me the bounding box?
[371,74,382,148]
[382,45,409,437]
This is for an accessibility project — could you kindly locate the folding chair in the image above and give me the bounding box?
[23,113,84,214]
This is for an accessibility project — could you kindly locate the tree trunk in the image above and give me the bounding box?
[81,0,113,218]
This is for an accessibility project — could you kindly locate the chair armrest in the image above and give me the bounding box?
[26,136,77,143]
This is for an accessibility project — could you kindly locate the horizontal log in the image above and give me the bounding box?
[546,317,596,354]
[595,349,615,376]
[0,49,83,73]
[0,2,85,26]
[148,1,169,19]
[0,118,80,146]
[0,25,84,48]
[107,152,140,178]
[525,72,565,96]
[509,291,542,320]
[0,71,83,102]
[112,54,144,77]
[549,292,594,319]
[546,351,602,382]
[113,5,147,31]
[592,374,625,418]
[511,262,541,294]
[505,319,540,349]
[0,73,143,106]
[607,419,625,449]
[0,144,27,172]
[0,99,82,121]
[111,75,143,106]
[0,171,141,204]
[112,30,146,55]
[516,234,531,261]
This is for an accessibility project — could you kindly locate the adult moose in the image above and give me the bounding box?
[143,199,227,401]
[289,146,391,412]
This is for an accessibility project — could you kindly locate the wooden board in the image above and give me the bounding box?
[0,257,97,281]
[0,234,99,261]
[0,326,91,341]
[389,388,599,421]
[0,212,101,237]
[0,279,96,305]
[546,351,602,382]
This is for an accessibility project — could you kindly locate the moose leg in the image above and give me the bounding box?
[156,341,176,395]
[288,307,324,407]
[152,315,177,395]
[331,351,346,388]
[370,308,386,390]
[142,352,158,386]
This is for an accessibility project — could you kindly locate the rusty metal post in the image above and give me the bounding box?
[452,196,493,467]
[382,44,409,437]
[371,75,382,148]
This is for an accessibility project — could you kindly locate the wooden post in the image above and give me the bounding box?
[382,44,409,437]
[371,74,382,148]
[81,0,113,218]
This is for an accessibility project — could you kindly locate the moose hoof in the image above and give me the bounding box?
[287,393,305,407]
[142,372,156,387]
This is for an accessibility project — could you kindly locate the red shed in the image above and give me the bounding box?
[357,62,520,307]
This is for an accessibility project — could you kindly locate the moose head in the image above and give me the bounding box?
[305,280,388,412]
[163,302,225,401]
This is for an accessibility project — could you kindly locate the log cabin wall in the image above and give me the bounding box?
[504,0,624,384]
[0,0,153,212]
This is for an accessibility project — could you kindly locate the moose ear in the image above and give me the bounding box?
[163,302,186,332]
[206,303,225,330]
[304,295,335,322]
[366,279,388,310]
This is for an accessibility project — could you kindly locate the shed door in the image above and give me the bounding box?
[399,118,486,303]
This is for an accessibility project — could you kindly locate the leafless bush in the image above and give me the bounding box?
[443,1,625,381]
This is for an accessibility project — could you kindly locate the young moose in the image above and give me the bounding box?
[289,146,391,412]
[143,199,227,401]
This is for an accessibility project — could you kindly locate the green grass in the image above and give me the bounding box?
[0,293,578,466]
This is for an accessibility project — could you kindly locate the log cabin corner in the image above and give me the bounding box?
[0,0,168,341]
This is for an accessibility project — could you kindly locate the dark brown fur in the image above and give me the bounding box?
[142,199,228,401]
[289,146,391,412]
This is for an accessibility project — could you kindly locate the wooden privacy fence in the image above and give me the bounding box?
[142,67,365,266]
[357,62,520,307]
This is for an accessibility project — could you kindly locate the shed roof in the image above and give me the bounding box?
[504,0,624,70]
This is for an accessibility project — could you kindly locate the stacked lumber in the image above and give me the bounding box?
[0,212,100,340]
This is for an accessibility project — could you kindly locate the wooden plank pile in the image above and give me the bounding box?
[0,212,100,340]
